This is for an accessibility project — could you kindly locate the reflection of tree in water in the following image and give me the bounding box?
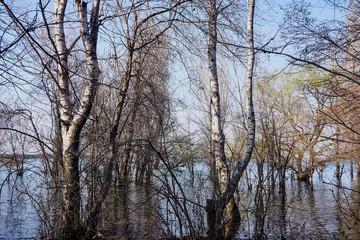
[94,164,360,240]
[334,173,360,238]
[238,162,360,239]
[99,184,160,239]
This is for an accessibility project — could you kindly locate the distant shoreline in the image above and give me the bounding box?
[0,154,43,160]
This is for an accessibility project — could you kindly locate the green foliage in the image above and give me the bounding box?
[260,67,328,116]
[272,68,324,94]
[292,67,329,90]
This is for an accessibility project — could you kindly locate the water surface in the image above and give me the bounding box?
[0,160,359,239]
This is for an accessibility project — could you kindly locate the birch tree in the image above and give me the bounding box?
[207,0,227,196]
[205,0,238,238]
[205,0,256,238]
[0,0,101,238]
[56,1,100,237]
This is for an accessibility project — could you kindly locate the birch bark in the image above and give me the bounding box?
[208,0,228,195]
[219,0,256,213]
[207,0,237,238]
[54,0,100,238]
[0,0,101,237]
[207,0,256,238]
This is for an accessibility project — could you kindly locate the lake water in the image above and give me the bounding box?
[0,160,359,239]
[0,159,43,239]
[235,161,360,239]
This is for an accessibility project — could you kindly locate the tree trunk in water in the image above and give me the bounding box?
[86,46,134,234]
[279,160,287,239]
[120,76,140,184]
[54,0,101,237]
[254,161,264,239]
[206,0,238,237]
[60,136,81,238]
[335,127,340,180]
[207,0,256,238]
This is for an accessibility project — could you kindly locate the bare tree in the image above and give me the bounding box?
[205,0,256,239]
[0,0,101,237]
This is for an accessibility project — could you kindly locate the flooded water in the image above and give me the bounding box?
[0,160,43,239]
[235,162,360,239]
[99,185,162,239]
[0,159,359,239]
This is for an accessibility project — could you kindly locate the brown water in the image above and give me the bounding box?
[0,160,359,239]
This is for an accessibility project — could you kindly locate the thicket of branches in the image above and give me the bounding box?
[0,0,360,239]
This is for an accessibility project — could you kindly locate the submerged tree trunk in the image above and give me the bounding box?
[254,161,265,239]
[279,157,287,239]
[206,0,256,239]
[0,0,101,237]
[206,0,236,238]
[55,0,101,237]
[85,47,133,235]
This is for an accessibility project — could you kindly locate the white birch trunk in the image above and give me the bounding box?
[220,0,256,209]
[208,0,228,198]
[206,1,238,238]
[54,0,100,238]
[208,0,256,238]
